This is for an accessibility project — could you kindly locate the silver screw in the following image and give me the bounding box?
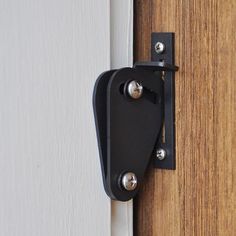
[156,148,166,160]
[154,42,165,54]
[127,80,143,99]
[121,172,138,191]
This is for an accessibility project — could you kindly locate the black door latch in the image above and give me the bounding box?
[93,33,178,201]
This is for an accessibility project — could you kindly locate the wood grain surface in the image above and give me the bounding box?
[134,0,236,235]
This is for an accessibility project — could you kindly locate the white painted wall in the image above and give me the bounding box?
[0,0,133,235]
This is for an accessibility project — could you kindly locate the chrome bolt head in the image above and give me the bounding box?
[156,148,166,160]
[154,42,165,54]
[121,172,138,191]
[127,80,143,99]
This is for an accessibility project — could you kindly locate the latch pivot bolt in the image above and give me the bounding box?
[127,80,143,99]
[121,172,138,191]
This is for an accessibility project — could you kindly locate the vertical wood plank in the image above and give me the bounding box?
[134,0,236,235]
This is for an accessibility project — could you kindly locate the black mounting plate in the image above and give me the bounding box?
[152,32,176,170]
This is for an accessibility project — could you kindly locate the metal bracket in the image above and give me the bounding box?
[93,32,178,201]
[135,33,176,170]
[152,33,176,170]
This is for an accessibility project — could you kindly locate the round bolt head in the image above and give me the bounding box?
[127,80,143,99]
[156,148,166,160]
[121,172,138,191]
[154,42,165,54]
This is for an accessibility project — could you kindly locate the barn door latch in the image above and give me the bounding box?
[93,33,178,201]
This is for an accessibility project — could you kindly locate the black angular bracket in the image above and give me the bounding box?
[93,33,178,201]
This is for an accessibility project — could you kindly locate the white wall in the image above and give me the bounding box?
[0,0,111,235]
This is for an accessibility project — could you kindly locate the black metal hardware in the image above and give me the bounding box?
[93,32,178,201]
[152,32,176,170]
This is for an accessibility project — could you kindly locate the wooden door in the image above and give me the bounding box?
[0,1,132,235]
[134,0,236,235]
